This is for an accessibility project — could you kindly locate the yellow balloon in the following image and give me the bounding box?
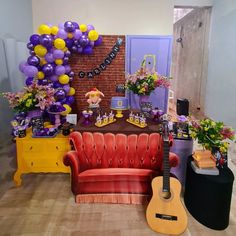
[61,104,72,116]
[55,59,63,65]
[88,30,99,41]
[67,33,73,39]
[37,71,45,79]
[51,26,59,35]
[34,45,47,57]
[80,24,87,32]
[68,87,75,96]
[40,58,47,66]
[63,47,68,52]
[59,74,69,84]
[54,38,66,49]
[38,24,51,35]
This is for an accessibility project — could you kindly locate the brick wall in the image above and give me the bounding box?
[70,35,126,114]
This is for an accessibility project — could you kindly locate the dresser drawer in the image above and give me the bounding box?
[21,141,44,153]
[45,140,70,152]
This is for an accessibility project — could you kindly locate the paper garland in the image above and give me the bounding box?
[78,38,123,79]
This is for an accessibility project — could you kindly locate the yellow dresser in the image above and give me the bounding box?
[14,130,70,186]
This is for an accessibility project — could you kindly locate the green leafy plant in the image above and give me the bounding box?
[125,61,171,96]
[189,118,235,153]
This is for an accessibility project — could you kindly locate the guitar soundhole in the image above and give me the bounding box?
[162,191,171,200]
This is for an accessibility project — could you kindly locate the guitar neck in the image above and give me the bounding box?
[163,140,170,193]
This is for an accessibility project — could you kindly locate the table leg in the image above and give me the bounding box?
[13,170,23,186]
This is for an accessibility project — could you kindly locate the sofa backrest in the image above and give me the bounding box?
[70,131,164,171]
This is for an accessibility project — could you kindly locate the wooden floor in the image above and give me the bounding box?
[0,138,236,235]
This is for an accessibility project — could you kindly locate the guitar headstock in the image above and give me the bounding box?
[159,114,171,142]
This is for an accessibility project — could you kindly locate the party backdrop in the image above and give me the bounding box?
[70,35,125,113]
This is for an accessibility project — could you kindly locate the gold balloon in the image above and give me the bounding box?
[54,38,66,50]
[38,24,51,35]
[79,24,87,32]
[58,74,69,84]
[68,87,75,96]
[61,104,72,116]
[88,30,99,41]
[51,26,59,35]
[34,45,47,57]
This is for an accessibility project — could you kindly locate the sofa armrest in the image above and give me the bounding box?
[64,150,80,173]
[169,152,179,168]
[63,150,81,195]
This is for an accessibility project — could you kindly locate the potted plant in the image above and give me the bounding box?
[189,118,235,167]
[1,81,55,117]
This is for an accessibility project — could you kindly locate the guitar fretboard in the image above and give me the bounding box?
[163,140,170,193]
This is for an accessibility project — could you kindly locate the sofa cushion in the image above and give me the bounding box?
[77,168,160,194]
[79,168,159,182]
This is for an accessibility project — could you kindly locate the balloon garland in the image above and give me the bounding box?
[19,21,102,115]
[78,38,123,79]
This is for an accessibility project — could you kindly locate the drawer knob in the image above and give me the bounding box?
[56,146,59,150]
[56,162,58,166]
[31,162,33,166]
[29,146,33,150]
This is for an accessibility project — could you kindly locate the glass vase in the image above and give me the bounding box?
[139,95,152,117]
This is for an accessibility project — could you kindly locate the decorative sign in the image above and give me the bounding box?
[78,38,123,79]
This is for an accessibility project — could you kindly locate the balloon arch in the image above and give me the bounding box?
[19,21,102,115]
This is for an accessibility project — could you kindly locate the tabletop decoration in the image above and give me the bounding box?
[126,112,147,128]
[95,111,116,127]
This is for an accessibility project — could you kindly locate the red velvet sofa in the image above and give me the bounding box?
[63,131,179,204]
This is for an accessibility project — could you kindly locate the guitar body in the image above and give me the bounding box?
[146,176,188,235]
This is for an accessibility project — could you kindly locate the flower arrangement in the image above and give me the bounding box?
[125,60,171,96]
[1,81,55,113]
[189,118,235,153]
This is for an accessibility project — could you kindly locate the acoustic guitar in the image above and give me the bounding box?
[146,118,188,235]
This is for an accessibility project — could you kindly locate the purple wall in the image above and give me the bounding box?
[125,35,172,112]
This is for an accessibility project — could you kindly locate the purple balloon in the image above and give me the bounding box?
[45,53,54,63]
[71,45,78,53]
[58,22,64,29]
[41,78,49,85]
[63,85,70,93]
[30,34,40,46]
[87,24,95,32]
[25,77,34,86]
[42,63,54,76]
[64,21,75,32]
[50,75,58,82]
[69,77,73,82]
[83,45,93,55]
[68,71,75,77]
[64,65,71,73]
[73,22,79,29]
[65,96,75,105]
[38,78,48,86]
[73,29,82,39]
[64,38,73,49]
[53,81,62,88]
[27,56,40,66]
[55,89,66,100]
[64,50,71,57]
[39,34,53,48]
[77,46,83,53]
[53,49,64,59]
[55,65,66,76]
[29,50,36,56]
[79,35,89,47]
[27,42,34,50]
[63,57,69,64]
[23,65,38,77]
[19,61,28,73]
[94,35,103,46]
[89,41,95,47]
[57,28,67,39]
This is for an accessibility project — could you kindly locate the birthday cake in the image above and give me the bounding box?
[111,96,129,110]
